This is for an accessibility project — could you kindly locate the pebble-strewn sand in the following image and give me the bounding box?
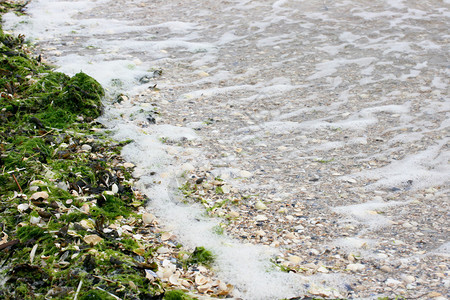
[6,0,448,298]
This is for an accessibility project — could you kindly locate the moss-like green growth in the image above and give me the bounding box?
[186,246,214,268]
[0,4,199,300]
[80,289,116,300]
[16,225,48,242]
[164,289,194,300]
[54,72,104,118]
[90,194,131,221]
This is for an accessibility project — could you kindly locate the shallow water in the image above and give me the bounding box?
[4,0,449,298]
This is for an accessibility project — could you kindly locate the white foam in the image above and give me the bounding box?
[333,199,409,229]
[355,139,450,190]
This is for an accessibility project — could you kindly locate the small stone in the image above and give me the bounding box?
[285,232,296,240]
[197,71,210,77]
[288,255,302,264]
[157,247,170,254]
[427,292,442,298]
[255,230,266,237]
[402,275,415,284]
[30,191,49,200]
[81,144,92,152]
[255,201,268,210]
[229,211,240,218]
[402,222,413,228]
[341,176,357,183]
[386,278,401,286]
[222,185,231,194]
[277,208,287,214]
[123,162,135,168]
[285,215,295,221]
[380,265,393,273]
[347,263,365,272]
[254,214,268,221]
[142,213,156,225]
[239,170,253,178]
[309,249,320,255]
[271,241,281,248]
[182,163,195,172]
[294,224,304,231]
[317,266,329,273]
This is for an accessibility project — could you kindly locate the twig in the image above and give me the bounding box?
[0,239,19,251]
[95,286,122,300]
[11,173,22,193]
[74,279,83,300]
[92,275,118,284]
[37,128,55,138]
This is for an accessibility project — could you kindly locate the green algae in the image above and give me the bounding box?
[186,246,214,268]
[164,290,194,300]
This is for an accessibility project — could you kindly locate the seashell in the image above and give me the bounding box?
[142,213,155,225]
[195,274,209,286]
[17,203,30,213]
[145,269,158,281]
[79,219,94,229]
[111,183,119,194]
[181,279,191,288]
[30,216,41,224]
[217,283,233,296]
[30,244,38,263]
[169,274,181,286]
[121,225,133,232]
[197,265,208,273]
[161,232,172,241]
[162,268,173,280]
[197,283,212,293]
[80,203,90,214]
[123,162,135,168]
[157,247,170,254]
[83,234,103,246]
[30,191,49,200]
[129,281,137,290]
[218,281,228,291]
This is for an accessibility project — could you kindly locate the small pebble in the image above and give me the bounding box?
[254,214,268,221]
[380,265,393,273]
[239,170,253,178]
[347,263,365,272]
[255,201,268,210]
